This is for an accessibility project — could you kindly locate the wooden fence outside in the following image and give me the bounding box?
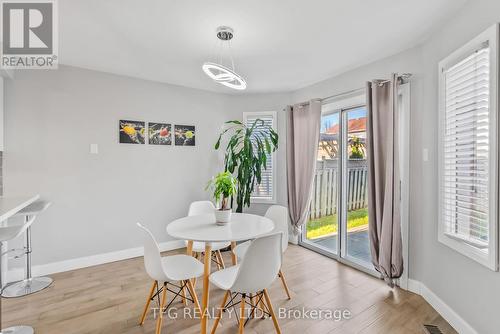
[309,159,368,220]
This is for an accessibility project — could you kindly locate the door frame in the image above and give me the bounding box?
[398,82,411,289]
[339,105,377,274]
[299,84,411,285]
[299,97,379,278]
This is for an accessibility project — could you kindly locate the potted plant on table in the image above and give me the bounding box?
[206,171,237,225]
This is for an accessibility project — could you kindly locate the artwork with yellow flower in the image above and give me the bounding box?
[119,120,145,144]
[174,124,196,146]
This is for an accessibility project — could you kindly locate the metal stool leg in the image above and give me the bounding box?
[2,217,53,298]
[0,241,34,334]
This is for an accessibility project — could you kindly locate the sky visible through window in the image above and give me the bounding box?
[320,106,366,132]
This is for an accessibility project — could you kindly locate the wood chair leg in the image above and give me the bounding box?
[230,241,237,265]
[278,269,291,300]
[239,294,246,334]
[214,252,222,270]
[186,241,193,256]
[263,289,281,334]
[139,280,158,325]
[155,283,168,334]
[216,250,225,269]
[180,280,187,306]
[210,290,230,334]
[185,279,201,315]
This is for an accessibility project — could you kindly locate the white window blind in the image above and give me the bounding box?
[243,112,276,202]
[438,24,498,270]
[442,45,490,248]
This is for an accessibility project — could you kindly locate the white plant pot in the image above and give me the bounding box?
[214,209,232,225]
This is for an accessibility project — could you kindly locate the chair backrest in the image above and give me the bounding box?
[136,223,166,281]
[188,201,215,216]
[230,233,282,294]
[265,205,289,252]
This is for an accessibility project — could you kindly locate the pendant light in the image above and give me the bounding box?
[202,26,247,90]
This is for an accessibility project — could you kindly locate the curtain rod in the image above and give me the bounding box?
[283,88,363,110]
[286,73,412,110]
[375,73,413,85]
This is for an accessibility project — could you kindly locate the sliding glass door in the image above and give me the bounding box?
[300,101,374,273]
[342,107,371,268]
[303,110,341,255]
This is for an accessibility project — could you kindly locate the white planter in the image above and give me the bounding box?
[214,209,232,225]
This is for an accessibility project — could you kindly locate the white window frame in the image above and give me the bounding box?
[399,83,411,289]
[243,111,277,204]
[438,24,499,271]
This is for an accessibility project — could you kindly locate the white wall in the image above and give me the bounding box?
[417,1,500,333]
[4,65,290,269]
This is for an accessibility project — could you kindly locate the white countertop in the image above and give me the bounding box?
[0,195,40,222]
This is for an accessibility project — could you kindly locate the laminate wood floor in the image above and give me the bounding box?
[2,245,457,334]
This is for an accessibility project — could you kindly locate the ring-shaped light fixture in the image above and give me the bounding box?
[202,26,247,90]
[202,62,247,90]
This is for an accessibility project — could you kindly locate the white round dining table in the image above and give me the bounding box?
[167,213,275,334]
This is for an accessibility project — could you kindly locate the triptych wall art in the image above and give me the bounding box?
[119,120,195,146]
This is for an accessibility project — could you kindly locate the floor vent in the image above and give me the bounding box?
[423,324,443,334]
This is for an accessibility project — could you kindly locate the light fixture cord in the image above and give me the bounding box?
[229,39,236,72]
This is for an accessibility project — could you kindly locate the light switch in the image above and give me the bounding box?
[422,148,428,162]
[90,144,99,154]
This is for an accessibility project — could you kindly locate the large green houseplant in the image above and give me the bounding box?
[215,119,278,213]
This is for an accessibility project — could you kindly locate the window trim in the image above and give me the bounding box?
[438,24,499,271]
[243,111,277,204]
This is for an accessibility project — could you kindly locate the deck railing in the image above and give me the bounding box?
[309,159,368,220]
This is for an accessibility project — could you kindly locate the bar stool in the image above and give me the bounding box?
[2,201,53,298]
[0,220,36,333]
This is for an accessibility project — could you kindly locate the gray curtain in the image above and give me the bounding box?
[286,100,322,233]
[367,74,403,286]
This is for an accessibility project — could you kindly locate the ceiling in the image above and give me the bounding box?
[60,0,467,93]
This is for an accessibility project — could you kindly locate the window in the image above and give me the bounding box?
[243,111,277,203]
[438,24,499,270]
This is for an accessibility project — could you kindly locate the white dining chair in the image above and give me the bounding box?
[210,233,282,334]
[232,205,291,299]
[137,223,203,334]
[186,201,231,270]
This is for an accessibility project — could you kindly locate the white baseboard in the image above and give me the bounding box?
[407,279,477,334]
[407,278,422,295]
[6,240,185,283]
